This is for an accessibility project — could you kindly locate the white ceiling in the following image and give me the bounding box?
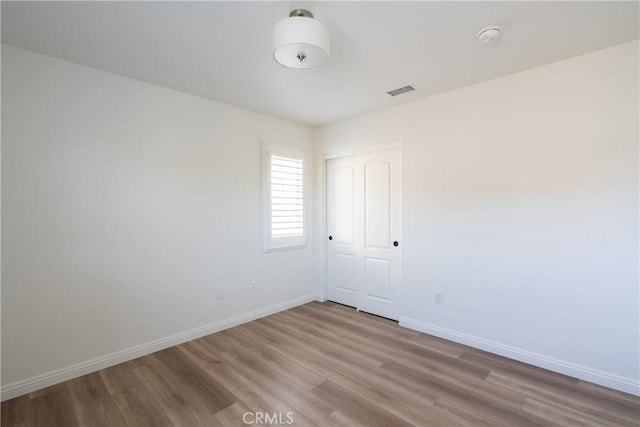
[2,1,638,127]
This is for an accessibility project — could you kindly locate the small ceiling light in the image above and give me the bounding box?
[273,9,330,70]
[477,25,503,44]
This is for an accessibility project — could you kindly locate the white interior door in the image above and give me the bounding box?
[326,148,401,320]
[326,155,360,308]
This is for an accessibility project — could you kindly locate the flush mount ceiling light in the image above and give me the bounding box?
[477,25,503,44]
[273,9,329,70]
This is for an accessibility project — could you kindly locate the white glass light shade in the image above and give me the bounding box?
[273,16,329,70]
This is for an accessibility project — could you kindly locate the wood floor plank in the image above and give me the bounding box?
[178,340,318,427]
[66,372,127,427]
[293,303,487,382]
[259,314,386,368]
[317,410,370,427]
[238,315,455,426]
[578,380,640,408]
[437,394,549,427]
[217,347,335,424]
[1,395,30,427]
[282,307,473,393]
[380,356,526,411]
[242,319,388,390]
[309,301,420,338]
[219,326,326,391]
[311,380,413,427]
[487,370,640,426]
[521,397,610,427]
[260,321,386,370]
[27,384,62,400]
[212,401,253,427]
[199,328,241,353]
[277,309,398,363]
[306,301,465,357]
[243,318,367,378]
[136,347,235,426]
[395,331,468,359]
[28,383,79,427]
[299,302,417,342]
[134,357,221,427]
[434,396,521,427]
[99,359,146,395]
[380,359,547,426]
[111,385,174,427]
[2,301,638,427]
[155,346,236,413]
[460,348,579,389]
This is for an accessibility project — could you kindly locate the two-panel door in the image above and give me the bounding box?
[326,148,401,320]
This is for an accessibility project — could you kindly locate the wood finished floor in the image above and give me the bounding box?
[2,301,639,426]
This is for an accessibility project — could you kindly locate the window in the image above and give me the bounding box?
[263,144,305,251]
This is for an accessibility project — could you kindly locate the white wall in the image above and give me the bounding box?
[1,45,315,396]
[314,41,639,394]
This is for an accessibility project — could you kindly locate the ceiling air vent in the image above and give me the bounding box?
[387,85,415,97]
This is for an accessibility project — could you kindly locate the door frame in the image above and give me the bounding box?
[319,140,402,306]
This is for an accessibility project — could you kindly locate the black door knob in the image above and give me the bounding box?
[393,241,399,247]
[329,235,333,240]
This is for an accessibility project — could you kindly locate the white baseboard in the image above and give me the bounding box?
[399,317,640,397]
[1,294,316,402]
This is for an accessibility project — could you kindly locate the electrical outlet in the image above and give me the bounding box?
[250,280,257,291]
[217,289,225,300]
[435,291,444,305]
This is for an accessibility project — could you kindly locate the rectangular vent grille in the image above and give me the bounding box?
[387,85,415,97]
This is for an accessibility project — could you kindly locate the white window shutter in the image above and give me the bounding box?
[270,155,303,237]
[264,144,306,250]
